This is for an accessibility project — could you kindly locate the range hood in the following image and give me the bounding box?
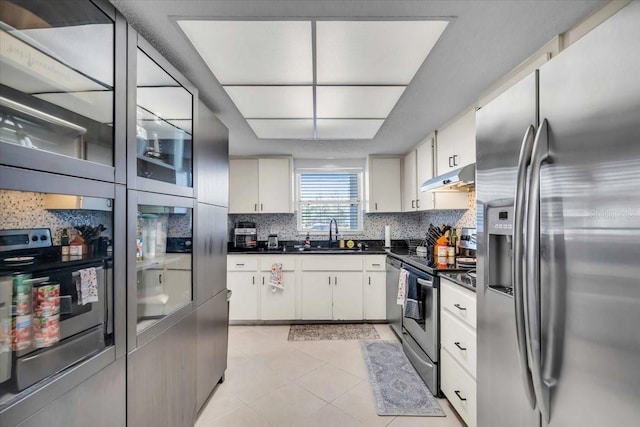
[420,163,475,192]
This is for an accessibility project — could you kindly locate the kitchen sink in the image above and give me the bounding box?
[294,247,363,253]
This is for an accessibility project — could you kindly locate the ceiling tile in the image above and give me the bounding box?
[224,86,313,118]
[178,20,312,84]
[316,86,406,118]
[316,21,448,85]
[316,119,384,140]
[247,119,314,139]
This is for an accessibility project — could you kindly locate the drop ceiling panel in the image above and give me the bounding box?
[247,119,314,139]
[316,119,384,140]
[316,86,406,118]
[224,86,313,118]
[316,21,448,84]
[178,20,312,84]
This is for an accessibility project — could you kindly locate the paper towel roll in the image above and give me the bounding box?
[384,225,391,248]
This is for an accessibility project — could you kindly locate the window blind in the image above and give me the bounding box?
[297,171,362,233]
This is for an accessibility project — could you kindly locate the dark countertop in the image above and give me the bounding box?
[228,248,388,255]
[439,271,477,293]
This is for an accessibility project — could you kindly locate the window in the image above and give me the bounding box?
[296,169,363,234]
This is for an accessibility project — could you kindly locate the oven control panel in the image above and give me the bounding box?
[0,228,52,251]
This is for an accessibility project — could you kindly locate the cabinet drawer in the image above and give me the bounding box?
[364,255,386,271]
[301,255,363,271]
[227,255,258,271]
[258,256,296,271]
[441,348,477,427]
[441,310,477,379]
[441,278,476,329]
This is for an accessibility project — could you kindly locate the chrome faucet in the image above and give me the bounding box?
[328,218,339,246]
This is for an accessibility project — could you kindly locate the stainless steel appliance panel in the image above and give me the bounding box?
[385,257,402,338]
[536,4,640,426]
[476,72,539,427]
[402,330,438,396]
[402,272,438,363]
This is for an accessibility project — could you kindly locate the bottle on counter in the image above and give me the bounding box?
[450,228,458,256]
[60,228,70,256]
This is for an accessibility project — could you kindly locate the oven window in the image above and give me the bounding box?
[0,1,115,166]
[136,204,192,333]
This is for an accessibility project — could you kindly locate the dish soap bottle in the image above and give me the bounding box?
[304,233,311,248]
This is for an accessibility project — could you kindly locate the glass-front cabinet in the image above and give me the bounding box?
[0,0,116,180]
[135,46,193,189]
[129,192,193,345]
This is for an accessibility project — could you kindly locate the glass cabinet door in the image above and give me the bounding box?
[0,1,115,168]
[135,49,193,187]
[135,203,192,333]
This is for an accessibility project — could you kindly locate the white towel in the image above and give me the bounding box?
[269,263,284,292]
[77,267,99,305]
[397,268,409,305]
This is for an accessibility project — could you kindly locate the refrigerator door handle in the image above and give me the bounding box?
[526,119,551,423]
[513,124,537,409]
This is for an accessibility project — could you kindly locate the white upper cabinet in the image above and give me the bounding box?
[403,136,436,212]
[366,156,402,213]
[403,150,417,212]
[435,108,476,174]
[228,157,293,213]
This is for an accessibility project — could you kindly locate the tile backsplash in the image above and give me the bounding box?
[229,191,477,242]
[0,190,113,245]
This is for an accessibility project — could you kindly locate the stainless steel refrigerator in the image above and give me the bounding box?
[476,3,640,427]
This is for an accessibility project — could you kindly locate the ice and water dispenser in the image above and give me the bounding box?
[486,206,515,296]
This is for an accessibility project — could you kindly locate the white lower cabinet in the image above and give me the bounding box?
[259,271,296,320]
[227,271,259,320]
[301,272,334,320]
[440,277,477,427]
[364,272,386,320]
[227,254,385,322]
[441,348,477,427]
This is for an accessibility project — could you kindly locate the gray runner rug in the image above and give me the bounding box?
[288,324,380,341]
[360,340,445,416]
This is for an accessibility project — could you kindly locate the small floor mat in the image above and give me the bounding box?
[360,340,445,416]
[287,324,380,341]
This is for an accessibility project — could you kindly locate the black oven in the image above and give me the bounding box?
[0,229,112,394]
[401,263,440,396]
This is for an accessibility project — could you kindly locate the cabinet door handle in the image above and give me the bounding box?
[375,202,378,211]
[449,156,453,168]
[372,263,381,267]
[411,200,415,209]
[416,199,420,209]
[252,276,255,285]
[335,276,337,285]
[454,390,467,401]
[368,277,371,285]
[328,276,331,285]
[454,303,467,311]
[454,342,467,351]
[262,276,265,285]
[453,154,459,166]
[254,203,258,211]
[236,263,244,267]
[158,273,162,284]
[260,203,263,211]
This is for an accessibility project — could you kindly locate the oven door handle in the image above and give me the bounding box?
[417,278,434,288]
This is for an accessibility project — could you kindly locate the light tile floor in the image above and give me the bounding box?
[196,324,465,427]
